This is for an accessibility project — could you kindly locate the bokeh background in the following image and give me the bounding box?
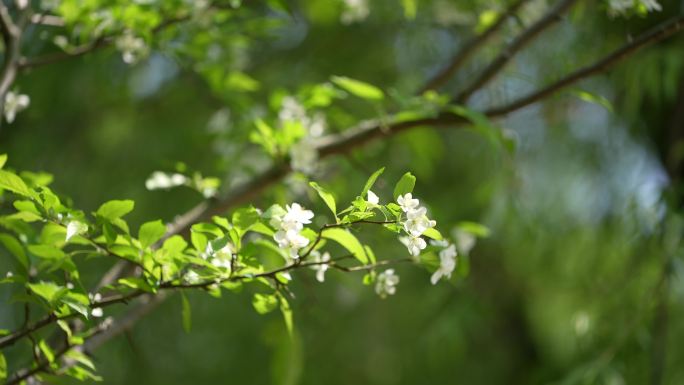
[2,0,684,384]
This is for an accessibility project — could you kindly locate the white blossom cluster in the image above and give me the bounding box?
[375,269,399,298]
[88,293,103,318]
[607,0,661,17]
[271,203,314,259]
[279,96,327,175]
[397,193,436,257]
[4,91,30,123]
[145,171,188,190]
[341,0,370,25]
[429,240,457,285]
[115,32,149,64]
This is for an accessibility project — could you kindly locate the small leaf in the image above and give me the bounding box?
[28,244,65,260]
[0,351,6,381]
[331,76,384,100]
[422,228,442,240]
[181,292,192,333]
[457,221,490,237]
[138,220,166,249]
[96,200,134,220]
[232,206,259,236]
[0,170,32,197]
[28,281,66,304]
[39,340,55,363]
[361,167,385,197]
[309,182,336,217]
[393,172,416,200]
[0,233,28,270]
[401,0,417,19]
[252,293,278,314]
[322,228,368,264]
[0,154,7,169]
[278,293,293,337]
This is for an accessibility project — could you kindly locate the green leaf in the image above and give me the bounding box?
[0,351,6,381]
[181,292,192,333]
[0,169,32,197]
[0,154,7,169]
[571,89,614,112]
[331,76,384,101]
[96,200,134,220]
[138,219,166,249]
[401,0,417,19]
[252,293,278,314]
[309,182,336,217]
[278,293,293,337]
[361,167,385,197]
[322,228,368,264]
[28,244,66,260]
[28,281,66,304]
[232,206,259,236]
[393,172,416,200]
[0,233,28,270]
[423,228,443,240]
[457,221,490,237]
[39,339,55,363]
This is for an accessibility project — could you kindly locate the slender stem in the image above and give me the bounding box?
[453,0,579,104]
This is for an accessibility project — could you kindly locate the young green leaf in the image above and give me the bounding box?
[331,76,384,100]
[361,167,385,197]
[309,182,336,217]
[28,281,66,304]
[0,351,6,381]
[393,172,416,199]
[39,340,55,363]
[252,293,278,314]
[0,170,32,197]
[322,228,368,264]
[96,200,134,220]
[138,219,166,249]
[278,293,294,337]
[0,154,7,169]
[233,206,259,236]
[0,233,28,270]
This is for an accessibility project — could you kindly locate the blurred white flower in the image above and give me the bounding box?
[454,229,477,255]
[290,139,318,175]
[66,221,87,242]
[405,235,426,257]
[431,244,457,285]
[274,229,310,258]
[145,171,188,190]
[310,251,331,282]
[4,91,30,123]
[375,269,399,298]
[341,0,369,24]
[608,0,661,16]
[184,270,200,284]
[115,32,149,64]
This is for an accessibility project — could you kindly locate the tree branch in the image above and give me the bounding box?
[453,0,579,104]
[418,0,532,94]
[40,11,684,368]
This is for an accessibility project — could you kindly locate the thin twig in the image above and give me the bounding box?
[418,0,531,94]
[453,0,579,104]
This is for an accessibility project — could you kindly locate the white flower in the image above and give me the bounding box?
[4,91,30,123]
[145,171,187,190]
[641,0,662,11]
[367,190,380,205]
[454,229,476,255]
[397,193,420,213]
[404,206,436,237]
[405,235,426,257]
[431,244,457,285]
[89,293,102,303]
[310,251,331,282]
[91,307,104,318]
[341,0,369,24]
[66,221,87,242]
[274,229,310,258]
[279,96,307,123]
[290,139,318,175]
[608,0,661,16]
[308,113,327,137]
[184,270,200,284]
[6,271,13,278]
[282,203,314,229]
[115,32,149,64]
[375,269,399,298]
